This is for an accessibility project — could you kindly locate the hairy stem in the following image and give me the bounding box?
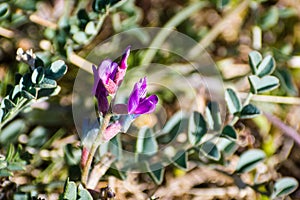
[239,92,300,105]
[87,153,115,189]
[81,114,111,186]
[0,27,15,38]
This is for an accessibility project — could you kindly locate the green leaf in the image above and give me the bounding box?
[236,149,266,173]
[248,75,280,94]
[200,141,220,161]
[14,73,22,85]
[31,66,45,84]
[271,177,298,198]
[78,184,93,200]
[278,8,297,18]
[11,85,21,101]
[240,104,261,119]
[276,68,298,96]
[46,60,68,80]
[109,134,123,160]
[27,127,48,147]
[217,138,238,156]
[38,78,57,89]
[248,51,262,74]
[85,21,97,35]
[225,88,241,115]
[0,108,5,122]
[21,90,35,100]
[0,160,7,170]
[34,56,45,68]
[0,3,10,20]
[100,134,123,160]
[256,55,275,77]
[146,162,165,185]
[106,163,127,180]
[14,0,36,10]
[19,73,32,90]
[221,125,237,140]
[172,150,187,170]
[62,178,77,200]
[0,120,26,144]
[7,162,26,171]
[1,97,16,110]
[260,6,279,30]
[73,31,88,44]
[64,144,81,166]
[205,101,222,131]
[37,87,61,98]
[188,111,207,145]
[157,111,188,144]
[136,127,158,156]
[5,144,15,162]
[0,169,13,177]
[13,193,30,200]
[93,0,123,13]
[216,0,230,9]
[77,9,90,29]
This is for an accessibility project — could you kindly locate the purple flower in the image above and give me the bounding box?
[128,77,158,115]
[92,47,130,114]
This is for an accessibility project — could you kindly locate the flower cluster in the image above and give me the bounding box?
[91,47,158,141]
[92,47,130,115]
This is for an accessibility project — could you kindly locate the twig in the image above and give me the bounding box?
[29,14,58,29]
[239,92,300,105]
[81,114,111,186]
[188,0,251,59]
[230,92,253,126]
[0,27,15,38]
[68,51,94,74]
[264,112,300,147]
[87,153,115,189]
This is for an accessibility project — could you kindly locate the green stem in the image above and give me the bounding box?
[188,0,251,59]
[81,114,111,186]
[0,98,30,130]
[140,2,207,65]
[230,92,253,126]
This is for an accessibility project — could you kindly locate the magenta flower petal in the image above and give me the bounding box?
[134,94,158,114]
[95,80,109,114]
[127,77,158,115]
[98,59,117,82]
[137,77,147,98]
[115,47,131,86]
[104,78,117,94]
[92,47,132,115]
[119,46,130,70]
[92,65,100,95]
[128,86,140,114]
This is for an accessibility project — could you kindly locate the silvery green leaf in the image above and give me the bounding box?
[271,177,298,198]
[188,111,207,145]
[248,75,280,94]
[225,88,241,115]
[236,149,266,173]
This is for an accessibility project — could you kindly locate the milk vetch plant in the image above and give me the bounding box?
[80,47,158,187]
